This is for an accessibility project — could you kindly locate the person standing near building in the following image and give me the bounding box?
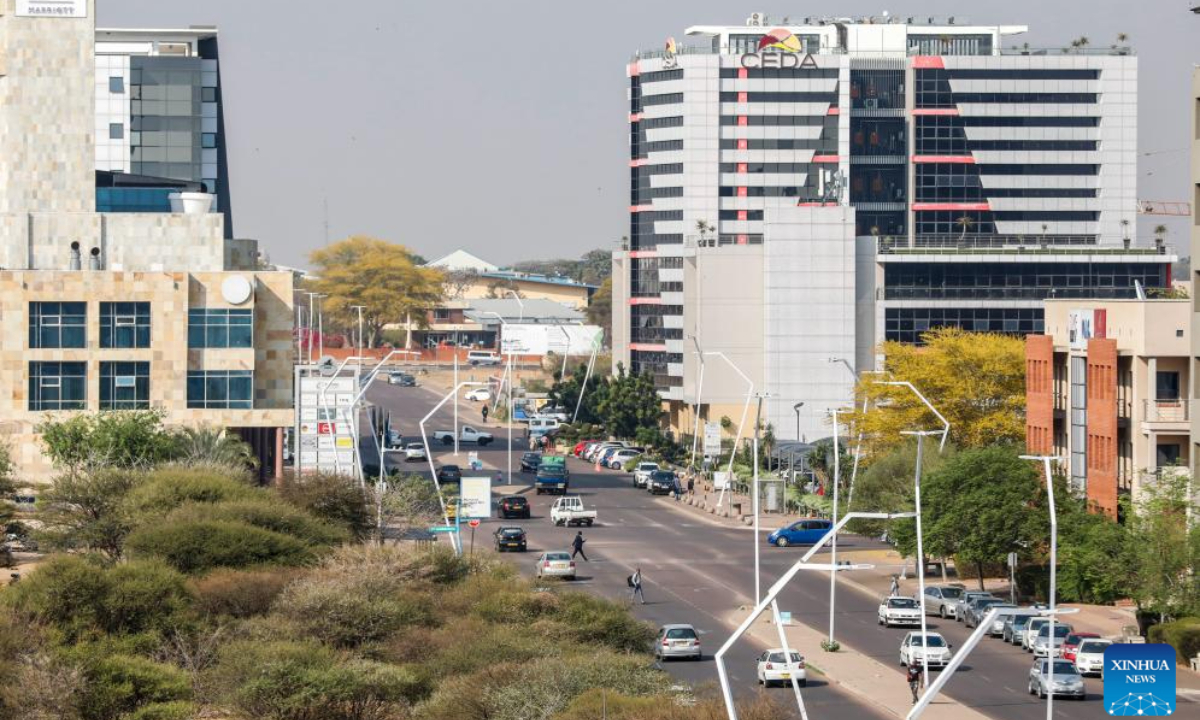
[571,531,588,561]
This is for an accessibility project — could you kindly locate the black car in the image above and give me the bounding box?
[493,526,527,552]
[436,465,462,484]
[648,470,680,496]
[520,452,542,473]
[497,495,531,519]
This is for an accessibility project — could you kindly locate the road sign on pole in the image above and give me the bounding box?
[427,526,458,534]
[468,519,481,528]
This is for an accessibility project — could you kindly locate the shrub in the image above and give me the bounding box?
[6,556,188,643]
[1148,617,1200,664]
[36,468,140,560]
[37,410,178,474]
[545,593,656,653]
[188,567,304,618]
[211,640,422,720]
[75,653,191,720]
[275,568,432,647]
[163,499,349,547]
[276,473,373,541]
[554,691,783,720]
[123,466,257,517]
[123,702,196,720]
[126,520,313,574]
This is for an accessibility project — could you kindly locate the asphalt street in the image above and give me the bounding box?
[363,379,1196,720]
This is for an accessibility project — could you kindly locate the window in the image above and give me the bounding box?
[28,362,86,411]
[109,123,124,140]
[201,133,217,149]
[100,302,151,349]
[201,87,217,102]
[1156,371,1181,401]
[100,362,149,410]
[1157,443,1182,467]
[433,309,452,321]
[188,309,253,348]
[29,302,86,348]
[109,76,125,94]
[187,370,253,409]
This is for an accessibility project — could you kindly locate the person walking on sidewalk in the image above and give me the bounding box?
[890,575,900,597]
[906,661,924,704]
[481,404,489,423]
[628,567,645,604]
[687,476,695,496]
[571,531,588,561]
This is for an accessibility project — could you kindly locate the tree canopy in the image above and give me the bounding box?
[308,236,444,347]
[851,327,1025,457]
[586,277,612,347]
[594,364,663,439]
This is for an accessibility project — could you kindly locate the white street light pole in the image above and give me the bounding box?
[827,358,864,507]
[453,351,459,456]
[316,294,327,359]
[688,336,705,473]
[874,379,951,692]
[304,292,318,364]
[1021,454,1059,720]
[419,380,488,555]
[828,406,841,647]
[480,311,513,485]
[752,392,765,604]
[701,351,753,509]
[350,305,366,355]
[571,339,599,424]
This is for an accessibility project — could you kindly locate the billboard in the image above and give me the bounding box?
[296,372,360,477]
[500,324,603,357]
[703,422,723,455]
[459,476,492,520]
[1068,309,1107,350]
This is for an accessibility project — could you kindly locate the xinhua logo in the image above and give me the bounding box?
[1104,643,1176,715]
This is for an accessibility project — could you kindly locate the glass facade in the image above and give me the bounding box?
[129,56,219,194]
[100,362,150,410]
[95,187,177,213]
[885,307,1044,344]
[187,370,253,409]
[100,302,151,349]
[29,302,86,349]
[884,262,1167,301]
[29,362,87,411]
[188,309,253,349]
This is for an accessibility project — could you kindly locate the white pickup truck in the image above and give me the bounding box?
[432,425,494,446]
[550,495,597,527]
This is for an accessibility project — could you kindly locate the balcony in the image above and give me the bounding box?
[880,287,1146,301]
[1142,399,1190,432]
[877,236,1169,255]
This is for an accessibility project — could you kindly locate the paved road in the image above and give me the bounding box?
[363,381,1197,720]
[363,381,887,719]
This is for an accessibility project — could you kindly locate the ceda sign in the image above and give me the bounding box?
[1104,643,1176,715]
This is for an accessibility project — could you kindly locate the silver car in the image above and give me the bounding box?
[1028,658,1086,700]
[654,624,702,661]
[534,551,576,580]
[954,592,995,622]
[1032,623,1074,658]
[923,585,965,618]
[964,597,1009,628]
[980,603,1018,635]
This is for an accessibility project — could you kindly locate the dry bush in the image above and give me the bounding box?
[188,567,306,619]
[552,690,783,720]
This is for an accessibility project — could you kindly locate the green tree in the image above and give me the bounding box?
[586,277,612,346]
[852,327,1026,458]
[172,426,258,469]
[845,440,952,538]
[308,236,444,348]
[596,365,662,439]
[1122,471,1200,621]
[37,469,141,561]
[549,363,610,426]
[38,411,178,475]
[898,445,1041,589]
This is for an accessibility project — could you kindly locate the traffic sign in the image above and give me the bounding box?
[427,526,458,534]
[468,519,481,528]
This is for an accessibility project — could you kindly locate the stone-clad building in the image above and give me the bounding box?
[0,0,293,480]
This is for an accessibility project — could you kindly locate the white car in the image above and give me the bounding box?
[899,632,952,668]
[1073,639,1111,676]
[756,648,806,687]
[878,596,922,627]
[607,448,641,469]
[464,388,491,402]
[633,462,659,488]
[1023,617,1050,651]
[403,442,427,461]
[534,551,576,580]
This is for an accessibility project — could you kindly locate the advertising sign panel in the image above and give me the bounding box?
[459,476,492,520]
[703,422,723,456]
[17,0,87,17]
[1068,308,1107,350]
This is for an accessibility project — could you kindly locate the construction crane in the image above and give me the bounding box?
[1138,200,1191,216]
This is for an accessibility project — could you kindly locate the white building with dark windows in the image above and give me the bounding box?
[611,14,1174,444]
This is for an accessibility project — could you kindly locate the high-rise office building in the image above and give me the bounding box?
[612,15,1174,443]
[94,27,233,235]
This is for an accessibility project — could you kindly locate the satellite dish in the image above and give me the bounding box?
[221,275,253,305]
[317,355,337,376]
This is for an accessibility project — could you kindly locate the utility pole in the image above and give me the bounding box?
[753,393,765,604]
[350,305,366,354]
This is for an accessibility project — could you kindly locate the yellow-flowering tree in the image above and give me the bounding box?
[308,236,444,348]
[852,327,1026,458]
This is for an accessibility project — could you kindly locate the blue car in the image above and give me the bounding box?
[767,519,833,547]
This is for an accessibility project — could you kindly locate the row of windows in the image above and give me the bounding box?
[26,363,252,411]
[632,163,683,177]
[915,185,1098,201]
[640,69,683,83]
[885,308,1044,344]
[632,186,684,201]
[27,303,252,350]
[958,116,1099,127]
[639,93,684,108]
[719,115,830,127]
[918,139,1098,153]
[718,186,819,198]
[719,68,840,79]
[718,210,765,220]
[718,138,838,150]
[941,69,1100,80]
[637,116,684,130]
[718,92,838,103]
[884,263,1166,290]
[633,139,683,157]
[925,92,1098,106]
[719,162,816,174]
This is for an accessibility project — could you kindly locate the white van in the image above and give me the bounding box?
[528,417,560,437]
[467,350,502,366]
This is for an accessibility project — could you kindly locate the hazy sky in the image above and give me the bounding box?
[98,1,1200,268]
